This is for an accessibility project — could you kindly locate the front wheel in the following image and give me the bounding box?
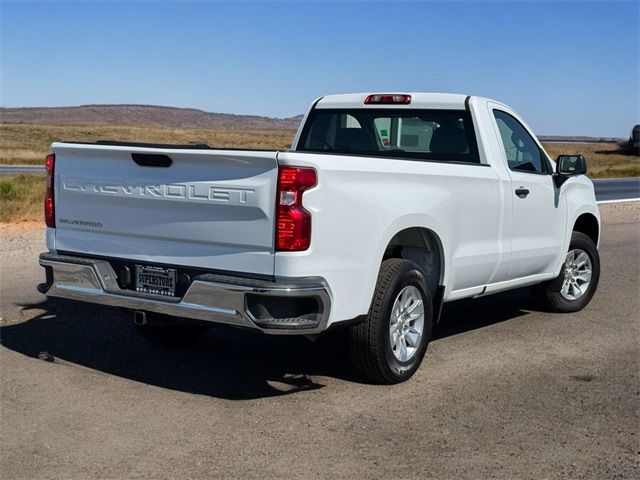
[532,231,600,313]
[349,259,433,384]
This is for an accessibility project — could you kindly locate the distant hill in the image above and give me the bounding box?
[0,104,303,130]
[0,105,627,140]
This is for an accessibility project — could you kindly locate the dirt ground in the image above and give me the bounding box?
[1,203,638,479]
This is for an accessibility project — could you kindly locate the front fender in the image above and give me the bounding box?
[554,176,600,275]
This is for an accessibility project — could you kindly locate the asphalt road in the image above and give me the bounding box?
[0,203,638,479]
[0,165,46,175]
[1,164,638,203]
[593,177,640,202]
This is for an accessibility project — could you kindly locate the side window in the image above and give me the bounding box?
[493,110,547,174]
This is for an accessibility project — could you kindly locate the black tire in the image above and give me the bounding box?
[349,258,433,384]
[532,231,600,313]
[135,313,206,346]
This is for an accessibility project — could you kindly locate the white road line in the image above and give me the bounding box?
[597,198,640,205]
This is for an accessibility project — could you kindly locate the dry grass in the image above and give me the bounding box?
[0,174,46,223]
[0,123,296,165]
[542,142,640,178]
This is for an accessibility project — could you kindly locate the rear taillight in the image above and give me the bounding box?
[275,166,317,251]
[44,154,55,227]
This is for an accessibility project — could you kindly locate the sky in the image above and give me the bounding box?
[1,0,638,137]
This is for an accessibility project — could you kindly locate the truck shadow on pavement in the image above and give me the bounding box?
[1,288,534,400]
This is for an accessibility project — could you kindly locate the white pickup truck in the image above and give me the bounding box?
[39,93,601,384]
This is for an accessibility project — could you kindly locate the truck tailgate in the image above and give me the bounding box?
[52,143,278,276]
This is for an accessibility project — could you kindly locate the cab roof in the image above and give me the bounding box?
[315,92,470,110]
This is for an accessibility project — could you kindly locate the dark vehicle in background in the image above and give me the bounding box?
[630,125,640,150]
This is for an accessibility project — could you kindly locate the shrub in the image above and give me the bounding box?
[0,180,16,199]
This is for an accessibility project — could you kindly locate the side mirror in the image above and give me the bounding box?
[556,154,587,176]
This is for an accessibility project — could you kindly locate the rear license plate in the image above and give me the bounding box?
[135,264,177,297]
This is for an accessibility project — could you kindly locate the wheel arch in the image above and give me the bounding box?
[383,227,444,285]
[573,212,599,246]
[553,201,600,277]
[380,226,447,322]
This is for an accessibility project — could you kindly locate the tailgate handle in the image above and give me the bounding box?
[131,153,172,167]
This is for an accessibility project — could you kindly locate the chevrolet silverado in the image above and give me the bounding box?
[38,93,601,384]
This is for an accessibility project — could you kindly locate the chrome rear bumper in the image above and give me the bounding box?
[39,252,331,335]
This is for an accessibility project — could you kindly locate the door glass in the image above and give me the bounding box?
[493,110,546,174]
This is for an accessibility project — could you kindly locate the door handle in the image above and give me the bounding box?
[515,187,530,198]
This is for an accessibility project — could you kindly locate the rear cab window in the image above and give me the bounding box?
[297,108,481,164]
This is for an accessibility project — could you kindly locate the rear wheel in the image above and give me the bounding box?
[349,259,433,384]
[532,231,600,312]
